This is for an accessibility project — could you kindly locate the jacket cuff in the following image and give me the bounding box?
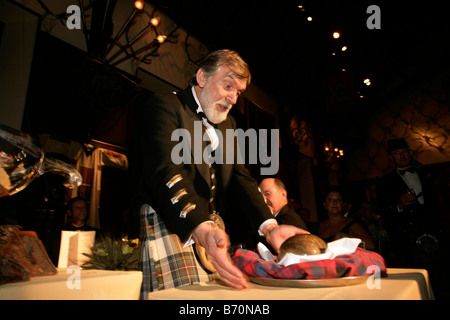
[258,218,278,237]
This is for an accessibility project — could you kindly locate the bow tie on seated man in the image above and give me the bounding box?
[398,167,416,175]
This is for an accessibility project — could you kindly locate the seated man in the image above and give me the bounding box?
[62,197,97,232]
[259,178,307,230]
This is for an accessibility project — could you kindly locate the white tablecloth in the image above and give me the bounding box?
[0,268,142,300]
[0,267,433,300]
[147,268,433,300]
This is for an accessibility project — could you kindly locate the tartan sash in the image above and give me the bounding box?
[139,204,216,299]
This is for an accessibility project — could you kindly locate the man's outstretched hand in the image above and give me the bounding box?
[192,222,248,289]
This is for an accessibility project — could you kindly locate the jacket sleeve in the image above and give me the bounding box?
[224,118,274,233]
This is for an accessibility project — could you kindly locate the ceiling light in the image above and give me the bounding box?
[134,1,144,11]
[333,32,340,39]
[364,78,371,86]
[150,17,160,27]
[156,35,167,43]
[307,16,313,21]
[341,46,347,51]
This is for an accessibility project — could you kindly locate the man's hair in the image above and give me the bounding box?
[273,178,286,191]
[387,138,409,154]
[190,49,251,86]
[323,186,348,203]
[66,196,86,212]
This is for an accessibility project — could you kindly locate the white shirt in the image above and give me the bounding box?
[398,169,424,205]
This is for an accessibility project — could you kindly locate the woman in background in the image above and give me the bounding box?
[319,187,375,250]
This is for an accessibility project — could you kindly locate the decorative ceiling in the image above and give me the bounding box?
[150,0,449,117]
[149,0,450,171]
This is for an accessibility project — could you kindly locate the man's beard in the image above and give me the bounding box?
[199,92,231,124]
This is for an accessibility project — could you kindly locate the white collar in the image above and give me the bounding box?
[191,86,203,114]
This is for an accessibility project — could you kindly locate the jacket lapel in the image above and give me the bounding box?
[392,170,411,194]
[176,88,233,190]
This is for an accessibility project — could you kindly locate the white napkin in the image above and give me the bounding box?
[58,230,96,268]
[257,237,362,267]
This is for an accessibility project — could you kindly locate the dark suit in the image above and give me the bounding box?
[275,204,307,230]
[376,166,438,233]
[376,165,440,267]
[136,87,273,242]
[256,204,308,256]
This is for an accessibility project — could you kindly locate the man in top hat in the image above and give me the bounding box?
[376,138,440,267]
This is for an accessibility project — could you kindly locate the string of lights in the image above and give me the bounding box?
[36,0,178,68]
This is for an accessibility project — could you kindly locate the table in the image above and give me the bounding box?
[0,268,143,300]
[148,268,434,300]
[0,268,433,300]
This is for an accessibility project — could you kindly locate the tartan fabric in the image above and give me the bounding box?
[139,204,216,299]
[232,247,387,280]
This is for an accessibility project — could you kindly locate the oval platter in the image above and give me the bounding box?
[248,275,369,288]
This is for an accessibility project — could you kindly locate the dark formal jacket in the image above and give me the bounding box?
[61,224,98,232]
[257,204,308,255]
[376,165,438,234]
[136,87,273,242]
[275,204,307,230]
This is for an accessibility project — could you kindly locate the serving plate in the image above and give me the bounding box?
[249,275,369,288]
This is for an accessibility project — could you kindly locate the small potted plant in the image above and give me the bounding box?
[82,235,139,271]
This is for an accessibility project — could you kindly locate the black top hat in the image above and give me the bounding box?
[387,138,409,154]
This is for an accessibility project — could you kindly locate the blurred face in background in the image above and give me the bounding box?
[68,199,87,225]
[390,147,412,169]
[323,191,343,216]
[259,178,288,214]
